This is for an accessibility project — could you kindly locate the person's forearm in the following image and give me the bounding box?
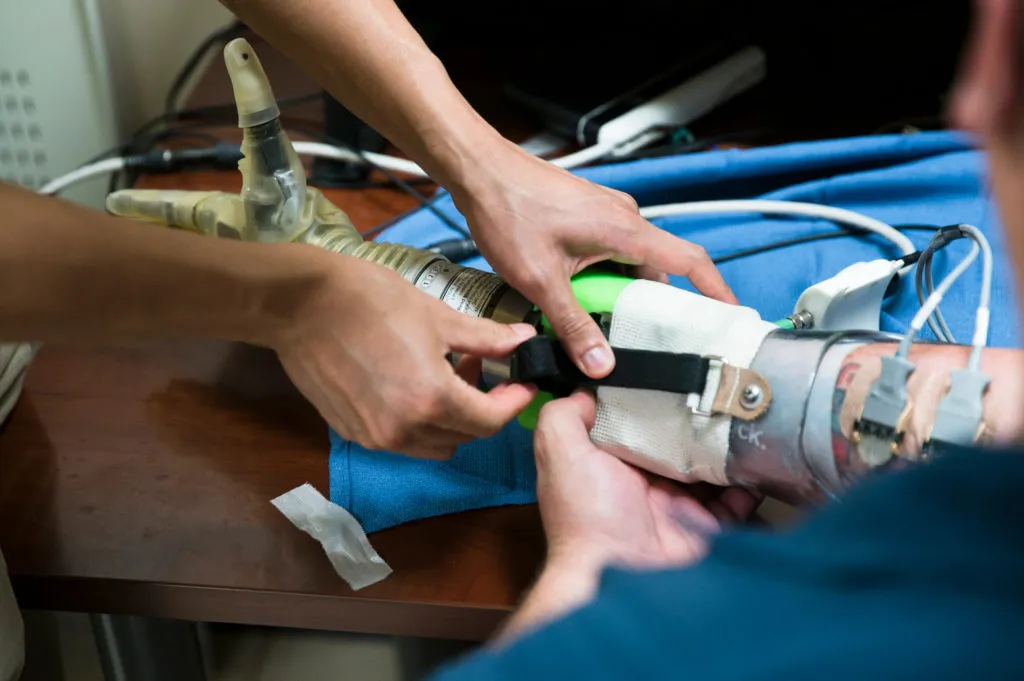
[495,554,601,647]
[833,343,1024,458]
[0,184,329,346]
[219,0,513,194]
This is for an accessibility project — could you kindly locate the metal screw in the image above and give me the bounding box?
[789,310,814,329]
[739,383,763,409]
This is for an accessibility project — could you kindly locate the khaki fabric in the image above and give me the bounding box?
[0,342,37,681]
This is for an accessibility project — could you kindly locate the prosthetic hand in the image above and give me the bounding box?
[107,38,536,331]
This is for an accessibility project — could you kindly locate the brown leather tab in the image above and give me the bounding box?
[712,365,772,421]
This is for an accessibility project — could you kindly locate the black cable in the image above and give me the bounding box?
[711,224,939,265]
[97,112,468,239]
[422,222,943,269]
[361,203,430,239]
[914,225,967,343]
[426,238,480,263]
[107,93,320,191]
[165,20,246,113]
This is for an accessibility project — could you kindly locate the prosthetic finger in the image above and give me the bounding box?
[106,189,248,239]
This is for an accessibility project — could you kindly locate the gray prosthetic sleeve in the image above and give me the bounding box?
[727,330,902,505]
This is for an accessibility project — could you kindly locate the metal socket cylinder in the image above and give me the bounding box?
[726,329,877,505]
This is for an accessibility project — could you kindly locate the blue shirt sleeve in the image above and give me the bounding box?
[431,447,1024,681]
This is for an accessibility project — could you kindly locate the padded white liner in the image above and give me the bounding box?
[591,280,776,485]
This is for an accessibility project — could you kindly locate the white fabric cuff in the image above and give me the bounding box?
[590,280,777,486]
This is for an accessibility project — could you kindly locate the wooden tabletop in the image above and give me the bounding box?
[0,35,545,641]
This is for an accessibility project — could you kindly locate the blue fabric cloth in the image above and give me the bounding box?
[429,446,1024,681]
[330,131,1023,533]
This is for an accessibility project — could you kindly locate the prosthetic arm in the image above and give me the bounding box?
[104,39,1023,506]
[505,280,1023,505]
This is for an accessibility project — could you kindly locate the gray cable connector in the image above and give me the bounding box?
[854,355,915,467]
[925,369,991,456]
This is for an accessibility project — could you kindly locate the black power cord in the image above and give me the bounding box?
[710,224,940,264]
[914,225,972,343]
[105,93,321,193]
[412,224,946,268]
[96,115,470,242]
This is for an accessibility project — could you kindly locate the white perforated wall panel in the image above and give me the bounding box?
[0,0,119,208]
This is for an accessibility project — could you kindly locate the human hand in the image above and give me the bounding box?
[273,251,538,459]
[450,143,737,379]
[498,391,760,641]
[536,391,760,576]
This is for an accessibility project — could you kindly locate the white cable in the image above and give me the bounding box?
[291,141,428,178]
[548,142,620,169]
[41,154,918,273]
[957,224,993,371]
[38,157,126,196]
[37,137,615,199]
[898,239,980,358]
[639,200,916,256]
[292,139,618,177]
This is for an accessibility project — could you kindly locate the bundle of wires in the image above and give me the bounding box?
[901,224,994,366]
[914,225,981,344]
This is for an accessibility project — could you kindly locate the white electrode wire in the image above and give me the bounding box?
[639,200,917,256]
[38,157,127,196]
[958,223,993,371]
[898,239,980,359]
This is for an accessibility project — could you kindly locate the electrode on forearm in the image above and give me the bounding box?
[853,355,915,467]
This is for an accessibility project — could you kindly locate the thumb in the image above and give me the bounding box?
[445,311,536,357]
[540,285,615,378]
[534,391,598,467]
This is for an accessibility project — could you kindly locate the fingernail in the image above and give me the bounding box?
[582,344,614,375]
[511,323,537,340]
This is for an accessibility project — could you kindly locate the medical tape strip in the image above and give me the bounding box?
[271,483,392,590]
[590,280,778,486]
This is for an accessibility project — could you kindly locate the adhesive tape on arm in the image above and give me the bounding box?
[590,280,776,485]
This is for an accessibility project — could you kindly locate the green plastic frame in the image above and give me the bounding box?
[516,269,635,430]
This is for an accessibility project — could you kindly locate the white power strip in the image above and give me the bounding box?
[593,46,767,149]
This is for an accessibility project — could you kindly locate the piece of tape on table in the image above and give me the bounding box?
[271,483,392,590]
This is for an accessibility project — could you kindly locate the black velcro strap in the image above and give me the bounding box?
[509,336,710,397]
